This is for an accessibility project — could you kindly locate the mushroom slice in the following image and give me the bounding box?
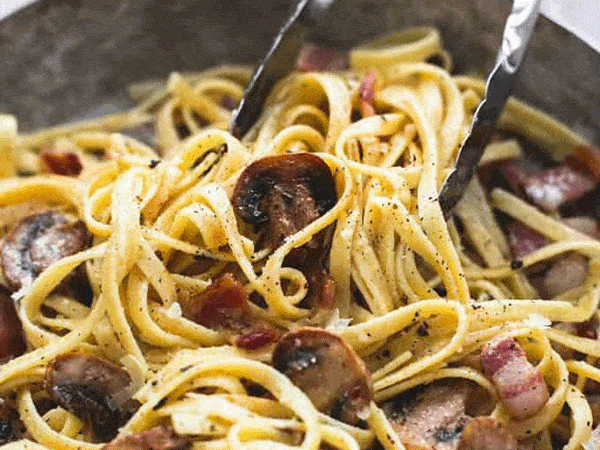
[383,379,496,450]
[45,353,132,441]
[102,426,191,450]
[384,380,473,450]
[0,420,14,446]
[0,402,25,445]
[1,211,90,291]
[232,153,337,269]
[0,288,26,360]
[271,327,373,426]
[457,417,518,450]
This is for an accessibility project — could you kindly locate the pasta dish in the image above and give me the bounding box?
[0,26,599,450]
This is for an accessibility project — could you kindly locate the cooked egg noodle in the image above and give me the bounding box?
[0,26,597,450]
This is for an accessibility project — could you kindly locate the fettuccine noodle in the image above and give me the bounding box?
[0,26,597,450]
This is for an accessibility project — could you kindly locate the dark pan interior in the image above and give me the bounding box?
[1,0,598,143]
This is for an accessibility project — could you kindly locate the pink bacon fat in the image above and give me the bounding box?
[358,70,376,118]
[480,336,549,420]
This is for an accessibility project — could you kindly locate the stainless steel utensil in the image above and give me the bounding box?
[438,0,542,217]
[229,0,332,138]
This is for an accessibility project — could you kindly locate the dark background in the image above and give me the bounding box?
[0,0,598,142]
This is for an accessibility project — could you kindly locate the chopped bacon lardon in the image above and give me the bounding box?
[40,148,83,176]
[220,95,237,111]
[305,271,337,309]
[480,337,549,420]
[186,273,248,330]
[358,70,377,118]
[181,274,280,350]
[235,328,279,350]
[497,159,529,196]
[507,221,549,261]
[0,288,26,361]
[523,164,595,212]
[296,45,349,72]
[494,156,596,212]
[567,144,600,181]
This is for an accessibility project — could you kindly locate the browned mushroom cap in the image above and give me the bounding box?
[45,353,132,441]
[102,426,191,450]
[457,417,518,450]
[0,402,25,445]
[271,327,373,426]
[0,211,90,291]
[232,153,337,268]
[0,419,15,446]
[0,288,26,361]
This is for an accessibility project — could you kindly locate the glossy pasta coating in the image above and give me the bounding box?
[0,26,597,450]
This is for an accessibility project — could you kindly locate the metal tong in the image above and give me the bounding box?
[438,0,542,216]
[229,0,332,139]
[230,0,542,217]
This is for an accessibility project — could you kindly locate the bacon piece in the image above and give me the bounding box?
[497,159,529,196]
[0,288,26,360]
[181,274,280,350]
[235,328,279,350]
[103,426,190,450]
[296,45,349,72]
[523,164,595,212]
[185,274,248,330]
[509,219,591,298]
[493,154,597,213]
[559,147,600,217]
[507,221,549,261]
[358,70,377,118]
[40,148,83,176]
[305,271,337,309]
[220,95,237,111]
[566,144,600,181]
[480,337,549,419]
[554,319,597,343]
